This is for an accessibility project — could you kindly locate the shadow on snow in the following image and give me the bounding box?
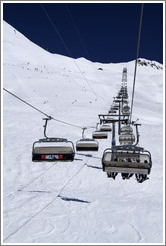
[59,195,90,203]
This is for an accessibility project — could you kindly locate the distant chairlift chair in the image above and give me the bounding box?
[121,125,133,134]
[76,127,99,151]
[122,105,130,116]
[119,133,135,145]
[92,123,108,139]
[100,123,112,132]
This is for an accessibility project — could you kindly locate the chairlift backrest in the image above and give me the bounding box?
[32,138,75,161]
[76,138,99,151]
[76,128,99,151]
[32,118,75,161]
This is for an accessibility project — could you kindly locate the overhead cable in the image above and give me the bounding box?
[40,3,98,100]
[64,4,109,109]
[130,3,144,123]
[3,88,82,129]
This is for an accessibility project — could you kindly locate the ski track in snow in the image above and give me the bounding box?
[3,157,90,242]
[3,21,163,243]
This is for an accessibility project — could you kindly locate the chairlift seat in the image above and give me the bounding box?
[116,95,122,99]
[92,131,108,139]
[123,105,130,110]
[122,110,130,116]
[109,110,117,114]
[111,106,119,110]
[104,117,114,123]
[123,68,127,73]
[100,124,112,131]
[113,99,121,103]
[121,125,133,133]
[76,138,99,151]
[119,134,135,144]
[123,94,128,99]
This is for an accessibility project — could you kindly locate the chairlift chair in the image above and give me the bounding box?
[122,110,130,116]
[92,123,108,139]
[114,103,119,107]
[100,124,112,132]
[111,106,119,111]
[116,95,122,99]
[106,116,114,122]
[32,118,75,161]
[76,127,99,151]
[92,131,108,139]
[122,105,130,116]
[123,68,127,73]
[32,138,75,161]
[102,145,152,178]
[123,105,130,110]
[119,133,135,144]
[102,122,152,182]
[123,94,128,99]
[121,125,133,134]
[123,100,128,104]
[113,99,121,103]
[109,109,117,114]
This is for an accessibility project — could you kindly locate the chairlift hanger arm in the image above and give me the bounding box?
[43,117,52,138]
[81,127,87,139]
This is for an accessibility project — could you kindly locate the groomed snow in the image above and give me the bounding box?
[3,21,164,244]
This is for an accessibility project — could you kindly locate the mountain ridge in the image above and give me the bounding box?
[3,21,163,68]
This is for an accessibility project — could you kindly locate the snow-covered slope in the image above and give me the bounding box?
[3,21,163,243]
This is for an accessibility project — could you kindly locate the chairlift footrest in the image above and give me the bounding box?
[93,136,107,139]
[103,166,149,175]
[76,147,99,151]
[32,153,74,161]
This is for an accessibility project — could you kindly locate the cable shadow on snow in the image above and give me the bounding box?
[85,164,102,170]
[74,158,84,161]
[18,190,51,193]
[76,153,101,159]
[58,195,91,203]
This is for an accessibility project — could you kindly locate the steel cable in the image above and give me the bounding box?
[40,3,99,101]
[130,3,144,123]
[3,88,83,129]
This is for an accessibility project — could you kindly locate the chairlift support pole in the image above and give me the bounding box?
[118,101,121,135]
[112,122,116,147]
[111,121,116,162]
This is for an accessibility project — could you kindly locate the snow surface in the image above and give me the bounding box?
[2,21,164,243]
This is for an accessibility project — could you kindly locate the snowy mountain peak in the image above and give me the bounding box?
[137,58,163,70]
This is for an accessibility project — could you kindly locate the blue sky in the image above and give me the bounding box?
[3,2,163,63]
